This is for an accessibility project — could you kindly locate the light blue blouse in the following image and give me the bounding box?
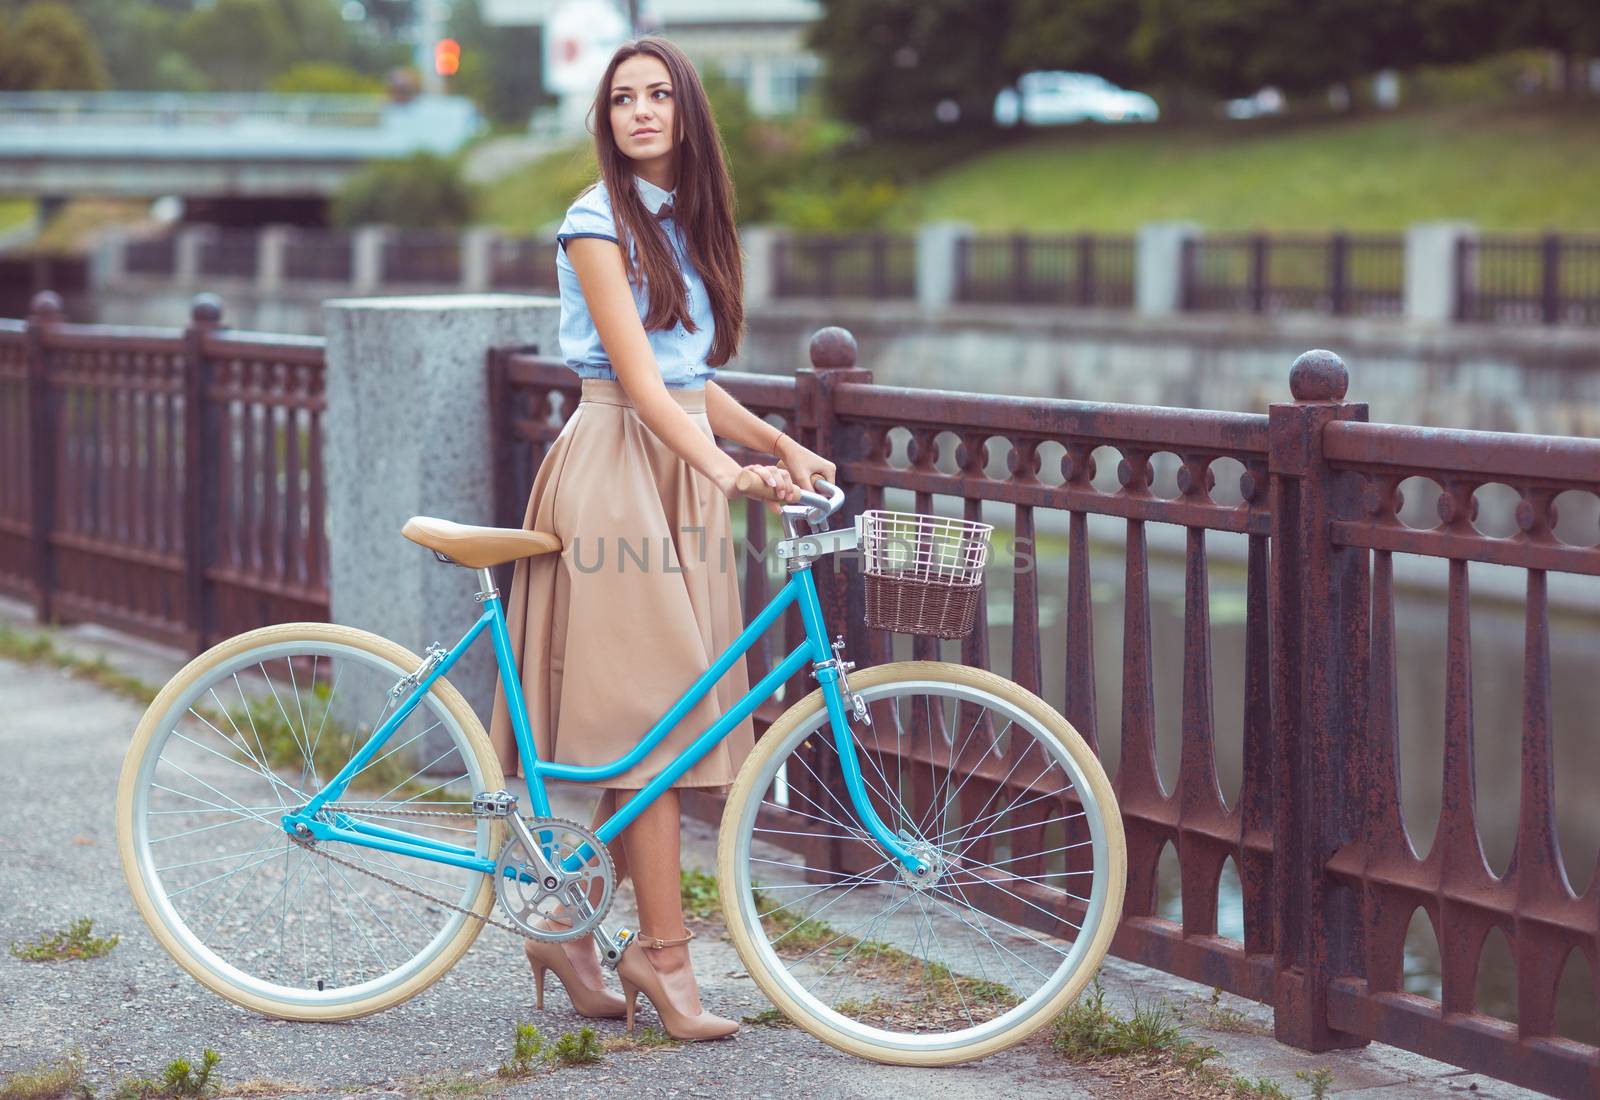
[555,173,716,390]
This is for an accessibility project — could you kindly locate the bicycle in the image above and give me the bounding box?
[114,474,1125,1066]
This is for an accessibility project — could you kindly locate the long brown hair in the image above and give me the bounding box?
[585,36,743,367]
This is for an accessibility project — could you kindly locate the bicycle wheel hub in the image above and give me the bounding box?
[896,838,945,889]
[493,816,613,942]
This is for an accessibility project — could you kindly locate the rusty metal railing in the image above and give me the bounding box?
[0,292,329,650]
[488,332,1600,1097]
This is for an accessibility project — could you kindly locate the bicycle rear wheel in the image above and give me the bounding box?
[717,660,1125,1065]
[115,622,505,1021]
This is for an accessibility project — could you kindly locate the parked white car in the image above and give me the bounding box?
[994,71,1159,126]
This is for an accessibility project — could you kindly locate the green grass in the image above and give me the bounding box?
[496,1022,604,1078]
[679,866,721,920]
[890,104,1600,233]
[0,1046,89,1100]
[0,198,35,235]
[112,1049,221,1099]
[0,624,161,706]
[9,917,119,962]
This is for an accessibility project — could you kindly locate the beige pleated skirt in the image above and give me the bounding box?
[486,377,756,793]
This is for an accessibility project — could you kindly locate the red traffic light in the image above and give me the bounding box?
[434,38,461,77]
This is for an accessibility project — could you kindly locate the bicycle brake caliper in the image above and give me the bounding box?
[388,642,447,703]
[812,635,871,728]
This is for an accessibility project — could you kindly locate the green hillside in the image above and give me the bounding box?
[885,105,1600,233]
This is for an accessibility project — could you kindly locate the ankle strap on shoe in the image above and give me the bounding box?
[636,927,695,949]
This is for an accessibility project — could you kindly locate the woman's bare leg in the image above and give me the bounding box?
[615,786,708,1014]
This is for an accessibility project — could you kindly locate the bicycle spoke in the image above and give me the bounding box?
[727,670,1120,1056]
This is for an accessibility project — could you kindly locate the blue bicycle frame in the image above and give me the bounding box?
[280,545,928,885]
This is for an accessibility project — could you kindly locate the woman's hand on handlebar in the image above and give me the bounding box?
[774,435,837,498]
[717,462,803,514]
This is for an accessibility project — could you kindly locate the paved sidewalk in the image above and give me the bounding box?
[0,597,1547,1099]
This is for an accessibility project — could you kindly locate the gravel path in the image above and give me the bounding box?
[0,602,1549,1099]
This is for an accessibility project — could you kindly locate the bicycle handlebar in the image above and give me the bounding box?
[733,468,845,524]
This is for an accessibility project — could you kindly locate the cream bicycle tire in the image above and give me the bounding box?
[115,622,506,1022]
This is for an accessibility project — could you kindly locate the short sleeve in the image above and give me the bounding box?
[556,184,617,253]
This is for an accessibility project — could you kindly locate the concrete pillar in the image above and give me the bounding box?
[174,225,210,289]
[916,221,973,310]
[258,225,291,295]
[321,294,560,728]
[1136,221,1202,316]
[352,225,392,294]
[741,224,781,309]
[90,225,128,292]
[461,227,499,293]
[1405,221,1476,324]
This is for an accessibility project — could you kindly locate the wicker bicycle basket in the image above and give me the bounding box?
[857,509,994,640]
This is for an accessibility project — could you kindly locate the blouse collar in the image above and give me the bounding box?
[633,173,675,216]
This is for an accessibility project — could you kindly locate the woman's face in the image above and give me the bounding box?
[609,54,676,167]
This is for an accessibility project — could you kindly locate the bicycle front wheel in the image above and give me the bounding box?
[717,660,1125,1066]
[114,622,506,1021]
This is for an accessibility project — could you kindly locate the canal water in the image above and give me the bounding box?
[862,514,1600,1044]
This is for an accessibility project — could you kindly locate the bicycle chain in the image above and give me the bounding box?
[288,804,603,944]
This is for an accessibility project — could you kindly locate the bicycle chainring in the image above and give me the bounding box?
[493,816,614,942]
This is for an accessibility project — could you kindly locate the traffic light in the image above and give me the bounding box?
[434,38,461,77]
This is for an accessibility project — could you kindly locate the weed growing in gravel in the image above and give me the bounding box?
[740,1006,795,1027]
[545,1027,603,1067]
[414,1073,488,1099]
[1296,1067,1335,1098]
[600,1025,681,1052]
[1184,986,1260,1034]
[679,867,721,919]
[0,1045,90,1100]
[112,1047,221,1099]
[495,1022,604,1078]
[0,625,160,705]
[1049,980,1296,1099]
[9,917,120,962]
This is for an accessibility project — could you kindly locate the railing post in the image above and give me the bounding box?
[796,327,871,660]
[461,226,498,293]
[182,293,225,653]
[740,224,780,308]
[1541,232,1561,325]
[870,232,888,299]
[1250,233,1269,313]
[1077,232,1095,307]
[24,290,62,626]
[1137,221,1202,316]
[1010,233,1029,304]
[258,224,290,296]
[915,221,971,309]
[1328,232,1349,316]
[1268,350,1370,1051]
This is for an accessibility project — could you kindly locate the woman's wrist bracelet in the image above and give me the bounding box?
[771,429,788,454]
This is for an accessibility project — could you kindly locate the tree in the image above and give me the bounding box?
[1502,0,1600,92]
[807,0,1021,137]
[176,0,294,91]
[1002,0,1144,89]
[445,0,549,128]
[0,2,110,91]
[331,151,478,229]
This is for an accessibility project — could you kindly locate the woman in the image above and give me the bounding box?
[485,37,837,1041]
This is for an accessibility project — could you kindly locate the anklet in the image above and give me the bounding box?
[636,928,695,949]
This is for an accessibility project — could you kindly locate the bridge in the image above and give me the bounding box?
[0,92,483,206]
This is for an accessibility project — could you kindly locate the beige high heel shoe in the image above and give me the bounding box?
[523,918,628,1019]
[615,928,739,1040]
